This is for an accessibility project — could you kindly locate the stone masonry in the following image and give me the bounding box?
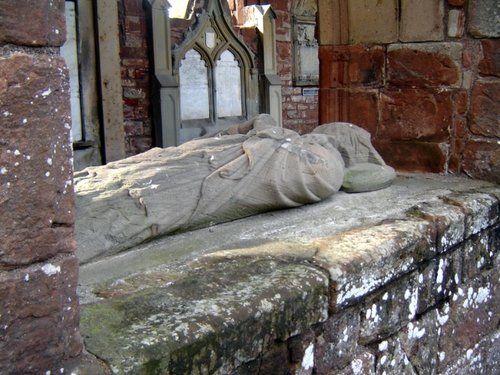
[0,0,82,373]
[318,0,500,183]
[73,174,499,374]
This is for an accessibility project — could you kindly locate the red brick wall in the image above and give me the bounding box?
[318,0,499,182]
[119,0,153,156]
[231,0,320,133]
[0,0,82,372]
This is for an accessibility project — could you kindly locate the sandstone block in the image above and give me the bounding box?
[348,0,398,44]
[437,269,499,371]
[0,0,65,46]
[317,88,379,135]
[373,140,448,173]
[0,255,81,374]
[442,331,500,374]
[399,310,440,374]
[359,272,420,343]
[463,231,496,281]
[314,307,361,373]
[400,0,445,41]
[444,192,499,238]
[478,40,500,77]
[407,200,466,253]
[468,0,500,38]
[447,9,465,38]
[336,348,375,375]
[387,43,462,88]
[0,53,74,266]
[370,336,416,374]
[463,139,500,184]
[319,45,385,88]
[380,89,453,141]
[470,81,500,137]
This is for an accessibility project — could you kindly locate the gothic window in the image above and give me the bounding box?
[178,47,244,142]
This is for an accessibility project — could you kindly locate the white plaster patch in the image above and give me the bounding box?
[301,343,314,370]
[41,264,61,276]
[0,167,7,175]
[47,158,53,166]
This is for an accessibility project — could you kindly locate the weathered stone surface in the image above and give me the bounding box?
[319,45,385,88]
[478,40,500,77]
[399,310,440,374]
[317,89,379,135]
[359,271,420,343]
[371,337,416,375]
[0,0,65,46]
[80,258,329,374]
[336,348,375,375]
[437,268,500,371]
[0,255,81,374]
[470,81,500,137]
[400,0,444,42]
[314,307,361,373]
[347,0,398,44]
[443,191,499,238]
[314,219,435,308]
[342,163,396,193]
[380,89,452,142]
[441,330,500,375]
[462,230,496,281]
[77,174,499,374]
[373,140,448,173]
[387,43,462,88]
[463,139,500,184]
[0,53,74,266]
[407,200,466,253]
[447,9,465,38]
[468,0,500,38]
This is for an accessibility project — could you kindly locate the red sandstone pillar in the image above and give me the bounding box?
[0,0,82,372]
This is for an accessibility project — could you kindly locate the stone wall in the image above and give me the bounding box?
[318,0,500,183]
[231,0,320,133]
[0,0,82,373]
[119,0,154,156]
[75,176,499,374]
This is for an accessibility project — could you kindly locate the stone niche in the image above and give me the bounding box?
[146,0,260,146]
[293,0,319,86]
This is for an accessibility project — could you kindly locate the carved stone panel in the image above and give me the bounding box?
[179,49,210,120]
[216,50,242,118]
[294,0,319,86]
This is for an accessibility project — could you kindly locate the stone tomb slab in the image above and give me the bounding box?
[76,173,499,374]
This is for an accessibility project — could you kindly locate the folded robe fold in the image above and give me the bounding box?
[75,124,344,263]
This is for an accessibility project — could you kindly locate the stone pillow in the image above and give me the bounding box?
[342,163,396,193]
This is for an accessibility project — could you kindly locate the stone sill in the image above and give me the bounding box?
[75,173,499,374]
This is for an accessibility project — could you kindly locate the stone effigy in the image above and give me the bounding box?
[75,115,394,263]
